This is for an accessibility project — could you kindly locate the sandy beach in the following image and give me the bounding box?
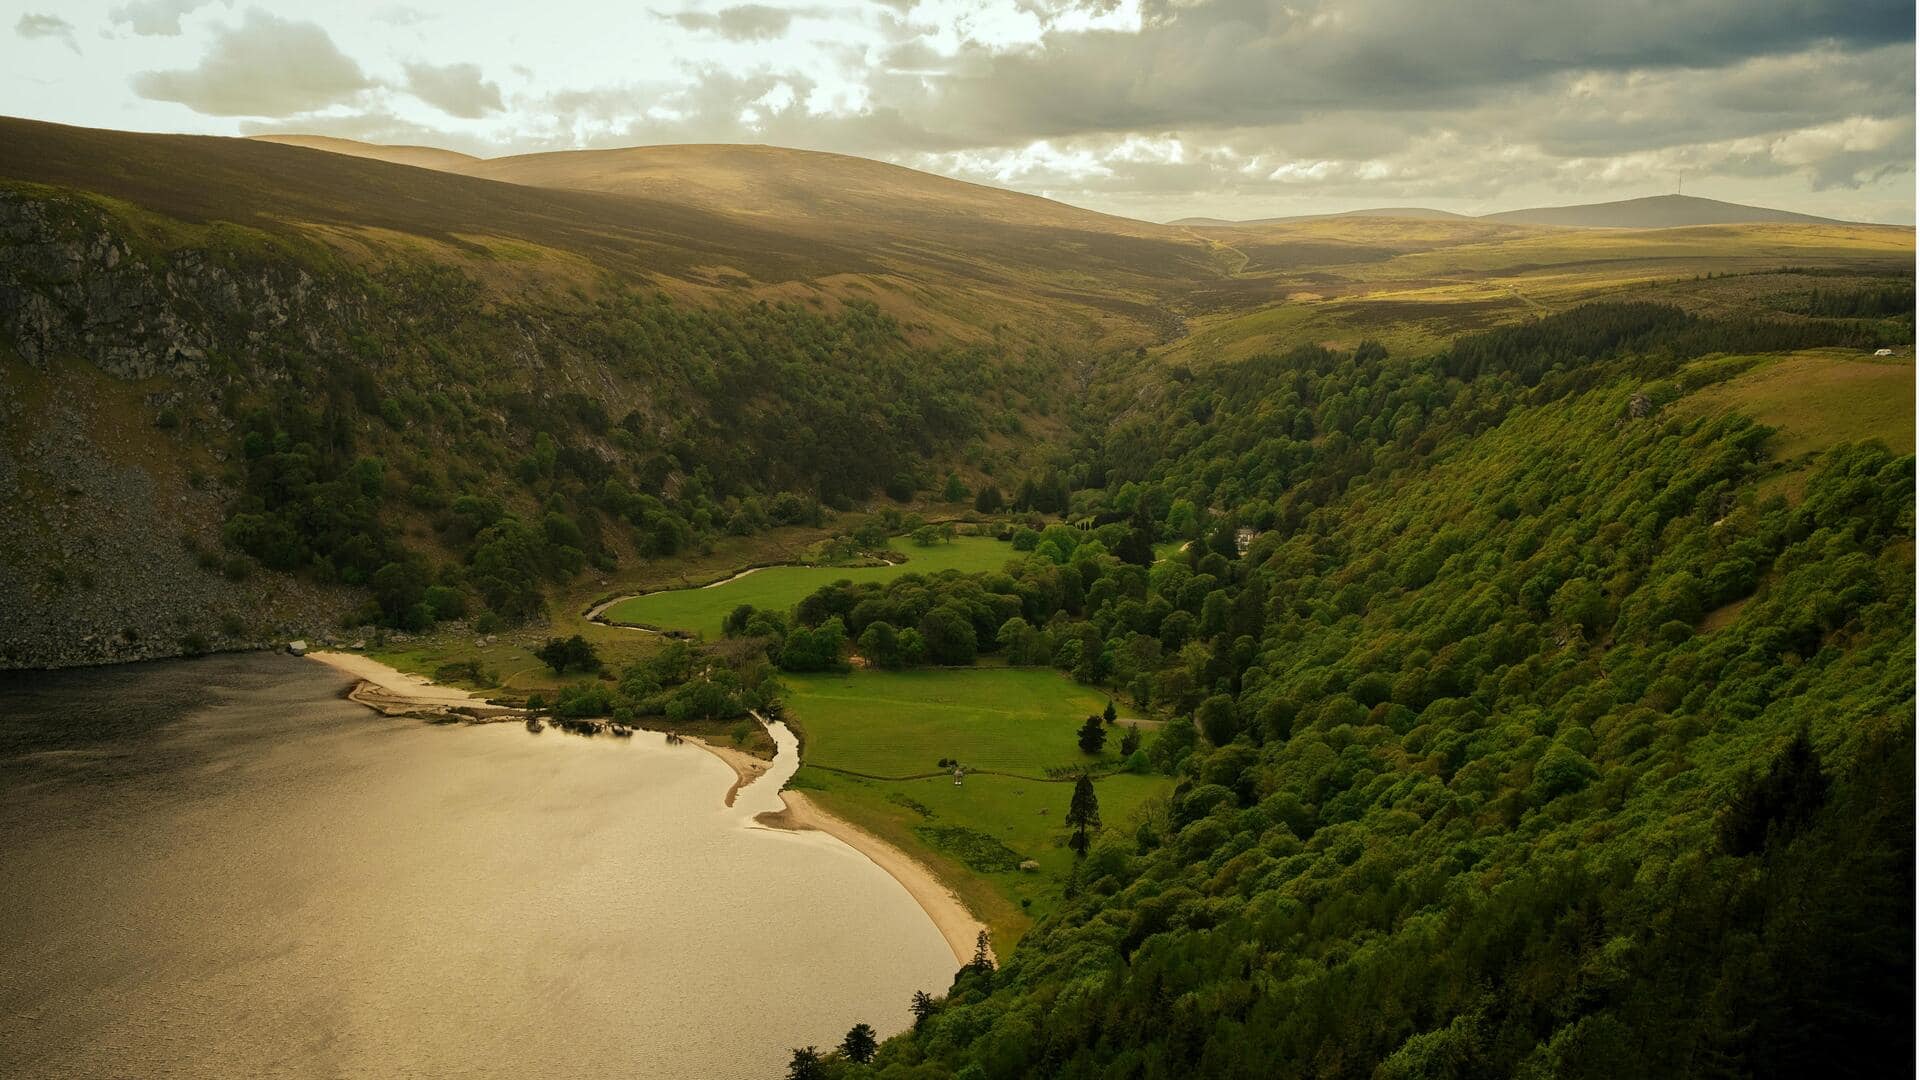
[307,651,521,720]
[759,790,988,967]
[307,651,482,703]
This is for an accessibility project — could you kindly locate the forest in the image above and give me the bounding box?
[213,285,1022,629]
[762,304,1914,1077]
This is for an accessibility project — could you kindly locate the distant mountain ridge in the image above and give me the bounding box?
[250,133,481,173]
[251,135,1870,232]
[1175,194,1859,229]
[1170,207,1470,226]
[1482,193,1851,227]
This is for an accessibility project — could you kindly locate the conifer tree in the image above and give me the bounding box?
[1066,773,1101,855]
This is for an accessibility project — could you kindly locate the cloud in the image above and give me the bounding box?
[404,61,504,118]
[15,13,78,52]
[129,9,373,117]
[890,0,1915,143]
[374,5,431,26]
[109,0,221,36]
[88,0,1915,221]
[668,4,794,41]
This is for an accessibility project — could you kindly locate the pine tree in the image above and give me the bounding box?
[1103,700,1118,724]
[1120,724,1142,757]
[1078,715,1107,754]
[841,1022,878,1064]
[785,1046,826,1080]
[969,930,995,973]
[910,990,936,1029]
[1066,773,1101,855]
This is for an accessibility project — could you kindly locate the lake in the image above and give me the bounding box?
[0,654,954,1078]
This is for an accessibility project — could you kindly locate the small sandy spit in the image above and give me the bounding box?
[307,651,521,721]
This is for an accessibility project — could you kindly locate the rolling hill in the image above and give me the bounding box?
[1178,193,1857,230]
[1483,192,1853,228]
[237,132,1226,345]
[1170,207,1470,226]
[249,133,483,173]
[0,119,1224,351]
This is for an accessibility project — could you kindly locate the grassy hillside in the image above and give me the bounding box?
[1677,348,1914,501]
[783,666,1169,943]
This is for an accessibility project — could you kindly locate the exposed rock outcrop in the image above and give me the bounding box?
[0,190,366,669]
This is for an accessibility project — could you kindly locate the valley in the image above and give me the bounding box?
[0,114,1912,1079]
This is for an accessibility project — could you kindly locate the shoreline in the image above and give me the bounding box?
[307,651,523,721]
[306,650,986,966]
[683,735,772,806]
[307,650,482,703]
[758,789,988,968]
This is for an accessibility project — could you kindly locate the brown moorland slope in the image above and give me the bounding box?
[2,119,1221,347]
[230,128,1913,354]
[249,133,483,173]
[7,118,1911,360]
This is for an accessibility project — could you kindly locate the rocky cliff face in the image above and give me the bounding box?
[0,189,363,669]
[0,189,367,381]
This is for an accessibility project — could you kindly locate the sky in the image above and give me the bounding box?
[5,0,1915,223]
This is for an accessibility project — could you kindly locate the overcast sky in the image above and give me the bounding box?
[6,0,1915,223]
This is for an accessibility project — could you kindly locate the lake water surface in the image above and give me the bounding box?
[0,654,954,1078]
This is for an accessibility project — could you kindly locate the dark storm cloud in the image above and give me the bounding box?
[906,0,1914,141]
[140,0,1913,221]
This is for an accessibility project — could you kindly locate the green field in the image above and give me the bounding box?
[1680,348,1915,500]
[1682,349,1914,459]
[602,535,1016,636]
[787,667,1121,775]
[782,667,1173,946]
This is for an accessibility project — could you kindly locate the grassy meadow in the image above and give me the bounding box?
[781,667,1173,946]
[1679,348,1915,500]
[602,535,1016,637]
[785,667,1123,775]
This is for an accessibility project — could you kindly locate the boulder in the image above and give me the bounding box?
[286,639,308,656]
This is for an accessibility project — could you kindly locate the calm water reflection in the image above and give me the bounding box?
[0,654,953,1078]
